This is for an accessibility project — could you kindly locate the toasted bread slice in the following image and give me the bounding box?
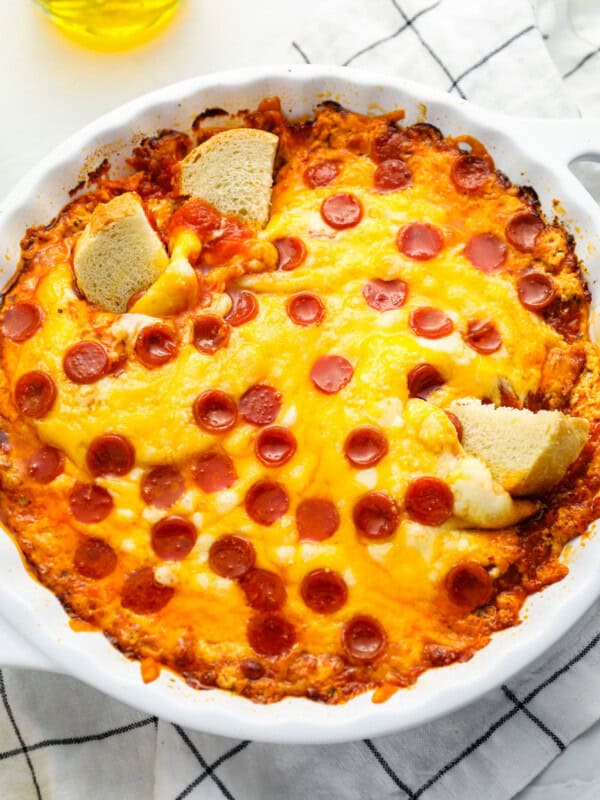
[74,192,169,313]
[178,129,278,229]
[450,399,589,496]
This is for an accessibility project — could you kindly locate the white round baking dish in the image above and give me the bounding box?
[1,65,600,744]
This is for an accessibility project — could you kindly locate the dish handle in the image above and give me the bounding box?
[0,611,57,671]
[509,117,600,169]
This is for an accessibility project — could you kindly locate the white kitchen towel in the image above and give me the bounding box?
[2,1,600,799]
[535,0,600,117]
[292,0,579,115]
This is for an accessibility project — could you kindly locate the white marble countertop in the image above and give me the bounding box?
[1,1,598,796]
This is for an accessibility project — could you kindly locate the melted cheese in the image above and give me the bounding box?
[0,108,592,703]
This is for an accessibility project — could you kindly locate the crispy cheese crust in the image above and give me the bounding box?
[1,100,600,704]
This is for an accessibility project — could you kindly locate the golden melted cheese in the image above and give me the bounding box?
[0,104,598,703]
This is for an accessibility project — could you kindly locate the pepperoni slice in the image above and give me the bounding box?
[241,567,286,611]
[135,325,178,368]
[397,223,443,260]
[465,319,502,354]
[301,568,348,614]
[409,307,454,339]
[121,567,174,614]
[341,614,387,663]
[273,237,307,271]
[517,272,556,311]
[407,363,445,399]
[310,355,353,394]
[193,390,237,432]
[362,279,408,312]
[141,465,185,508]
[296,498,340,541]
[193,315,230,354]
[63,341,109,384]
[245,480,289,525]
[451,155,491,192]
[192,451,237,493]
[239,384,281,426]
[371,130,408,163]
[74,537,117,579]
[320,193,363,230]
[304,160,341,188]
[203,217,252,264]
[240,659,265,680]
[465,233,507,272]
[405,476,454,526]
[344,426,388,468]
[247,613,296,656]
[87,434,135,477]
[26,445,64,484]
[445,561,493,610]
[286,293,326,326]
[373,159,413,193]
[1,303,42,342]
[225,289,258,327]
[151,515,197,561]
[167,198,222,241]
[209,535,256,579]
[353,492,399,539]
[505,212,544,252]
[445,411,463,441]
[69,482,113,523]
[14,371,56,418]
[255,426,297,467]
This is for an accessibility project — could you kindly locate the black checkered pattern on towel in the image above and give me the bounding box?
[2,599,600,799]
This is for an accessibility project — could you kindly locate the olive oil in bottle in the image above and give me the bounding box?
[34,0,181,50]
